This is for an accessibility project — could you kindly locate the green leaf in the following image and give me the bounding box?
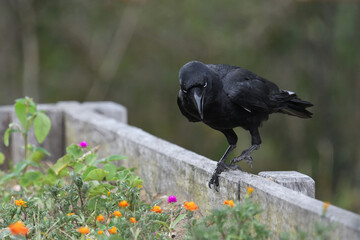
[33,111,51,144]
[85,153,98,165]
[154,220,169,229]
[29,151,45,163]
[3,128,11,147]
[88,184,107,198]
[34,147,51,156]
[88,197,102,211]
[74,162,86,174]
[171,213,187,228]
[20,171,43,187]
[66,144,83,158]
[0,153,4,165]
[42,168,58,186]
[103,163,117,181]
[14,98,36,129]
[84,169,108,181]
[97,154,126,164]
[3,127,20,147]
[127,174,143,188]
[82,166,97,180]
[51,155,71,175]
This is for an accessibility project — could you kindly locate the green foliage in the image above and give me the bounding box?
[0,97,178,239]
[0,152,4,165]
[3,97,51,161]
[185,199,270,240]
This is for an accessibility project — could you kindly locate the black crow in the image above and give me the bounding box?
[177,61,313,191]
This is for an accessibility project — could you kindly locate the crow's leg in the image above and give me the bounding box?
[230,127,261,167]
[208,145,236,191]
[209,129,238,191]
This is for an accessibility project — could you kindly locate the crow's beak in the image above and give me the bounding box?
[193,87,205,120]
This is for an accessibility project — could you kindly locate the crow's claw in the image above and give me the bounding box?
[244,156,253,167]
[208,173,220,191]
[208,162,228,191]
[230,153,254,167]
[227,163,242,171]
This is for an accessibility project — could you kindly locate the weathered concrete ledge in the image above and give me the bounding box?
[1,102,359,239]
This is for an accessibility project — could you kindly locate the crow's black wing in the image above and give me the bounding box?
[177,92,200,122]
[223,68,280,112]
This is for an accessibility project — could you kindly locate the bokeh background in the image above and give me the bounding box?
[0,0,359,213]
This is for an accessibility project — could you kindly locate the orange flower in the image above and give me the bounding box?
[98,230,103,235]
[8,221,29,236]
[150,205,163,213]
[15,199,27,207]
[223,200,235,207]
[118,200,129,208]
[67,213,74,216]
[247,186,254,195]
[129,217,137,223]
[113,211,122,217]
[323,201,330,213]
[184,201,198,211]
[78,226,90,234]
[108,226,117,234]
[96,214,105,222]
[107,191,111,196]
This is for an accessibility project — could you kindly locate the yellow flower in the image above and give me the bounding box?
[98,230,103,235]
[129,217,137,223]
[108,226,117,234]
[138,185,142,188]
[96,214,105,222]
[184,201,198,211]
[78,226,90,235]
[247,186,254,195]
[8,221,29,236]
[150,205,163,213]
[223,200,235,207]
[15,199,27,207]
[107,191,111,196]
[113,211,122,217]
[118,200,130,208]
[67,213,74,216]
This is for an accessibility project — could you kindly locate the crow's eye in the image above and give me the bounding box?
[203,82,208,88]
[182,89,188,93]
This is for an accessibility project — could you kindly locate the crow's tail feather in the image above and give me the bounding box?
[275,90,313,119]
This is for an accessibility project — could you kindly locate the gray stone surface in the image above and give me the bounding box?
[82,101,127,123]
[259,171,315,198]
[0,101,359,239]
[0,106,12,170]
[61,102,359,240]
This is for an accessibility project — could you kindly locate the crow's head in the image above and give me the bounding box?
[179,61,216,120]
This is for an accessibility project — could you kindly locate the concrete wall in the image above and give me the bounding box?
[0,102,359,239]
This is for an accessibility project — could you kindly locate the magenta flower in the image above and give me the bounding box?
[168,195,177,203]
[79,141,88,148]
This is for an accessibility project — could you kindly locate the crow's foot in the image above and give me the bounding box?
[208,162,242,191]
[230,144,260,168]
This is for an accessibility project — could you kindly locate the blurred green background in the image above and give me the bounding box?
[0,0,359,213]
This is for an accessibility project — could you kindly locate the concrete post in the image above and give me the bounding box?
[258,171,315,198]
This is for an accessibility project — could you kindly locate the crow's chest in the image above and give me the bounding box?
[202,98,253,129]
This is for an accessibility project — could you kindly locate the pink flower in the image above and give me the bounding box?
[168,195,177,203]
[79,141,88,148]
